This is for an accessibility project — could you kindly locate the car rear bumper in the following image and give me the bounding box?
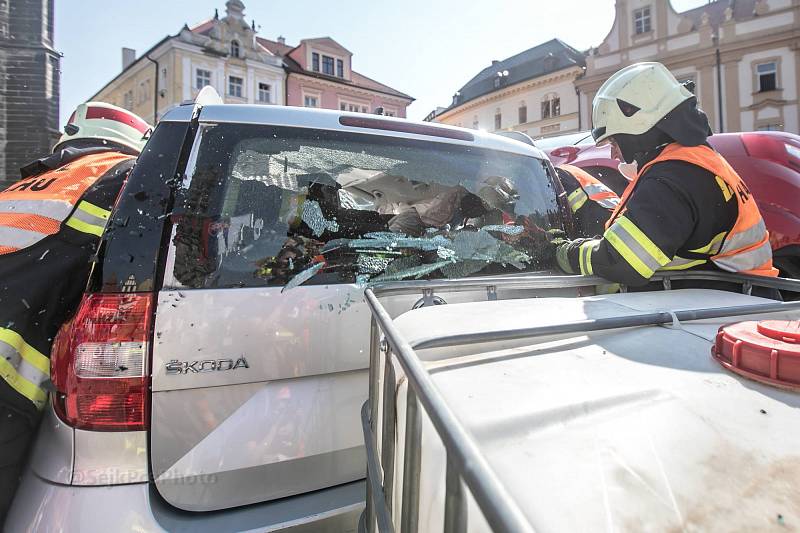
[5,472,364,533]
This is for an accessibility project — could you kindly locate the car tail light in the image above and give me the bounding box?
[549,146,580,163]
[51,293,152,431]
[741,133,800,170]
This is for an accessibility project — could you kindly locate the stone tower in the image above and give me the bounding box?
[0,0,60,187]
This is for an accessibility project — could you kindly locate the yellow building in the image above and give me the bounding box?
[578,0,800,134]
[90,1,285,124]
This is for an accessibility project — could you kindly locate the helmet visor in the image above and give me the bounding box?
[591,125,607,143]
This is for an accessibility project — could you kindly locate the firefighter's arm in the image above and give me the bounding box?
[558,169,615,238]
[558,177,697,286]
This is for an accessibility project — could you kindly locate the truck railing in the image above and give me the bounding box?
[361,272,800,533]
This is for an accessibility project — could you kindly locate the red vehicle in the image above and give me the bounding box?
[538,130,800,278]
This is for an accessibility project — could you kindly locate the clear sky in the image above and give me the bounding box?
[55,0,709,127]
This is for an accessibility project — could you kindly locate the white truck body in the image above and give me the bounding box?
[368,285,800,532]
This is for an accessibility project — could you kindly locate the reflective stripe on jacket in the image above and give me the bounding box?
[0,152,130,255]
[559,164,620,212]
[608,144,777,278]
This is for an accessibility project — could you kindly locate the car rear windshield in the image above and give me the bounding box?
[168,123,562,289]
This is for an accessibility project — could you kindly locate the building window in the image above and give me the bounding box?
[258,83,271,103]
[196,68,211,90]
[494,111,502,130]
[123,90,134,110]
[228,76,243,98]
[322,55,335,76]
[518,103,527,124]
[757,123,783,131]
[340,101,366,113]
[757,62,777,92]
[231,40,240,58]
[383,108,396,117]
[138,80,150,104]
[312,53,319,72]
[304,95,319,107]
[337,59,344,78]
[634,6,651,34]
[541,94,560,119]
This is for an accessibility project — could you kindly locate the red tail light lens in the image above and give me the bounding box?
[51,293,152,431]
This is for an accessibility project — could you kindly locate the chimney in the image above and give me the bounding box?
[122,48,136,70]
[277,35,286,45]
[491,60,500,66]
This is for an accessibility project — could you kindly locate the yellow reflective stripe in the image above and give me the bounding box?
[604,216,671,279]
[0,327,49,375]
[65,216,104,237]
[715,176,733,202]
[615,216,671,266]
[567,188,588,212]
[0,356,47,408]
[605,229,655,278]
[77,201,110,221]
[579,241,594,275]
[660,257,708,270]
[689,231,727,255]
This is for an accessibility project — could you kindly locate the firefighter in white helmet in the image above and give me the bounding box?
[0,102,151,524]
[555,62,777,285]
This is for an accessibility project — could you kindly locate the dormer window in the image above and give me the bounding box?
[231,40,240,58]
[322,55,335,76]
[337,59,344,78]
[312,52,319,72]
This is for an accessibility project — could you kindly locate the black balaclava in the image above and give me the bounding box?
[613,96,713,167]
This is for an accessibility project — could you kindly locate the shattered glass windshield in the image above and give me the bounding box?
[168,123,563,289]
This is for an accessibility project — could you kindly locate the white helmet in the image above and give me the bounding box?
[591,62,693,145]
[55,102,152,154]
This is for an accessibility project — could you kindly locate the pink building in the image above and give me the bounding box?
[258,36,414,117]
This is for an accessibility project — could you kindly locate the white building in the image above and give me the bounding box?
[430,39,587,139]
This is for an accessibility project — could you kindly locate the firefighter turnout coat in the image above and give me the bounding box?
[563,143,777,285]
[0,148,133,418]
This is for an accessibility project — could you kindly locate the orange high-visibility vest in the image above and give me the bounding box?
[606,143,777,277]
[0,152,132,255]
[559,164,620,211]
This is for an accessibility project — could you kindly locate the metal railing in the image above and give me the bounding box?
[360,271,800,533]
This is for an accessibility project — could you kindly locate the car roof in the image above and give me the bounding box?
[161,103,547,159]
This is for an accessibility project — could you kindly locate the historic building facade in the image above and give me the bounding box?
[91,1,412,122]
[91,1,285,124]
[259,36,413,117]
[429,39,586,138]
[0,0,60,186]
[577,0,800,134]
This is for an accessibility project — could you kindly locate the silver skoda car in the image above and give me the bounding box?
[6,101,566,532]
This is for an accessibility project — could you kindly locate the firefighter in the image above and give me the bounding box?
[555,62,777,284]
[0,102,151,522]
[556,164,619,237]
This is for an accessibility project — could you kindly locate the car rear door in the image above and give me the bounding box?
[147,113,564,511]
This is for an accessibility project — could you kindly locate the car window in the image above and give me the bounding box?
[167,123,562,289]
[534,132,593,150]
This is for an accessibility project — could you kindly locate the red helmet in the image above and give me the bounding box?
[56,102,152,153]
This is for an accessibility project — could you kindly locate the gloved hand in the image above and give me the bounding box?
[555,241,576,274]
